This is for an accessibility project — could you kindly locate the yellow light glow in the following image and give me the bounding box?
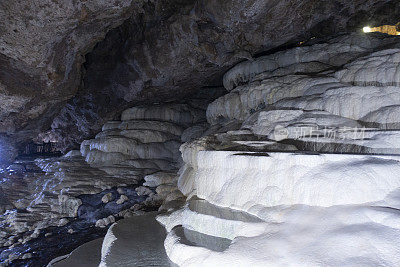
[363,26,372,33]
[362,24,400,36]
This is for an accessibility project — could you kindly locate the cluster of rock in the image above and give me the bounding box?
[0,102,208,265]
[144,172,185,213]
[156,33,400,266]
[0,155,144,265]
[80,102,208,213]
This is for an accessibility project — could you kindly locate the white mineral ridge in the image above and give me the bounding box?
[223,33,399,91]
[275,85,400,121]
[222,34,373,91]
[100,224,118,266]
[179,150,400,210]
[208,35,400,125]
[63,150,82,158]
[335,48,400,86]
[121,104,205,125]
[242,109,362,139]
[158,199,265,240]
[362,105,400,125]
[96,128,179,143]
[83,137,180,159]
[165,203,400,266]
[295,130,400,154]
[102,120,184,136]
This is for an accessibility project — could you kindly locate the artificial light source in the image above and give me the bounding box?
[363,26,372,33]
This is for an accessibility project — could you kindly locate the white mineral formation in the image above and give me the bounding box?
[46,33,400,267]
[81,104,206,185]
[158,33,400,266]
[1,102,208,266]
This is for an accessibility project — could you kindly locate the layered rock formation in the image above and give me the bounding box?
[39,32,400,267]
[2,1,400,265]
[0,102,207,265]
[1,0,400,166]
[155,32,400,266]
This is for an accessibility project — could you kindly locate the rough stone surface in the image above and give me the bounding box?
[1,0,400,160]
[0,153,154,265]
[0,0,144,161]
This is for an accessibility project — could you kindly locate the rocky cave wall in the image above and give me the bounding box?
[1,1,400,265]
[1,0,400,166]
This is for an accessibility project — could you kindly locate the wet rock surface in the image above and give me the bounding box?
[0,102,209,265]
[0,157,158,266]
[1,216,108,267]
